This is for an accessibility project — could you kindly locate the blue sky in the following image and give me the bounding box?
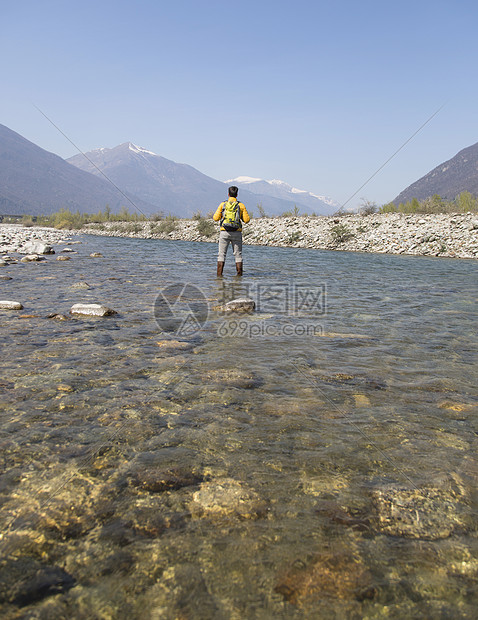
[1,0,478,208]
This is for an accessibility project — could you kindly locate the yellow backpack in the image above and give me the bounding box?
[221,200,241,231]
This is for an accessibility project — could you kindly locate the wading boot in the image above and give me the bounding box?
[217,261,224,277]
[235,262,243,276]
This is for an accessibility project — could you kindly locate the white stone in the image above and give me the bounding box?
[70,303,116,317]
[0,300,23,310]
[20,254,44,262]
[23,241,54,254]
[223,298,256,312]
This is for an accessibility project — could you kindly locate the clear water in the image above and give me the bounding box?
[0,236,477,618]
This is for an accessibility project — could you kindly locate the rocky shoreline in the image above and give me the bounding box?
[1,212,478,259]
[0,224,75,255]
[80,212,478,259]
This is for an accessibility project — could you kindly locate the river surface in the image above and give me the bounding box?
[1,235,477,618]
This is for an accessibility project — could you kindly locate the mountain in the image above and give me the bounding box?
[226,176,340,215]
[0,124,157,216]
[393,141,478,204]
[68,143,315,218]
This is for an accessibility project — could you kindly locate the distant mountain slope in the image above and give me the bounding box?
[227,176,339,215]
[393,141,478,204]
[0,124,156,216]
[67,143,314,217]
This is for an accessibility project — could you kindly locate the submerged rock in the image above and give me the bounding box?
[70,303,117,317]
[0,300,23,310]
[70,281,91,290]
[189,477,267,520]
[275,549,377,605]
[371,485,471,540]
[0,558,75,607]
[47,313,69,321]
[90,252,103,258]
[201,367,261,389]
[130,468,202,493]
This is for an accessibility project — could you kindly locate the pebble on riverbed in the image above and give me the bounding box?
[70,303,117,317]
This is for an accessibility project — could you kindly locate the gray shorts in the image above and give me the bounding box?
[218,230,243,262]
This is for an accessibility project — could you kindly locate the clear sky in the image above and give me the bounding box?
[1,0,478,208]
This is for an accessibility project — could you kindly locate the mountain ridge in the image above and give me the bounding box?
[226,176,339,215]
[0,124,158,216]
[68,142,332,217]
[393,141,478,204]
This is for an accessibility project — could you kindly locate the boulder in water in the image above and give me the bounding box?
[23,241,54,255]
[214,297,255,313]
[70,303,116,317]
[0,300,23,310]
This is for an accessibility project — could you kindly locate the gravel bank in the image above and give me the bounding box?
[81,213,478,259]
[0,224,75,254]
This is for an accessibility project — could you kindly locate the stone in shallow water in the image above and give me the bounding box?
[70,303,117,316]
[0,275,12,280]
[70,281,90,290]
[0,300,23,310]
[0,558,76,607]
[214,297,256,312]
[189,477,267,520]
[371,485,471,540]
[56,255,71,261]
[23,241,54,255]
[275,549,377,605]
[90,252,103,257]
[201,367,261,389]
[20,254,45,262]
[130,468,202,493]
[48,313,69,321]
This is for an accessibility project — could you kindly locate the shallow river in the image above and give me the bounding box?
[1,235,477,618]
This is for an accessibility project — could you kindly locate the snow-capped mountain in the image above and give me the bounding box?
[68,143,315,217]
[226,176,339,215]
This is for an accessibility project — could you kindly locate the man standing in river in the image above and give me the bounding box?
[213,186,251,276]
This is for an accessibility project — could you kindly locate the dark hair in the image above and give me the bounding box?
[228,186,238,198]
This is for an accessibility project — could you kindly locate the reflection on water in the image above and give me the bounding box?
[1,236,477,617]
